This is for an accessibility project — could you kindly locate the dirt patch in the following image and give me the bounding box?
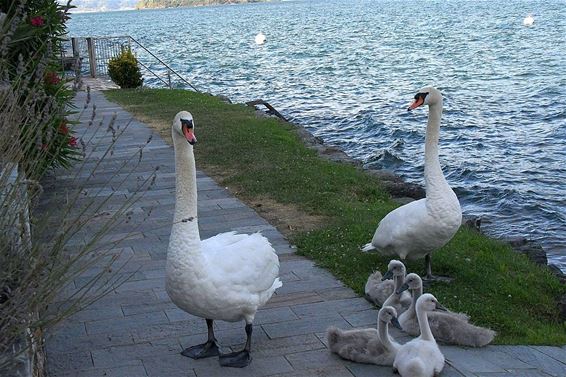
[246,196,327,237]
[124,109,172,145]
[145,121,173,145]
[201,166,328,236]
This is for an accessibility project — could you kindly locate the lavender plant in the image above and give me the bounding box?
[0,2,158,374]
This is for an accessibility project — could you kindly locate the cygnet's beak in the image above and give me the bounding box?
[396,282,409,295]
[434,302,448,312]
[381,270,393,281]
[391,316,403,330]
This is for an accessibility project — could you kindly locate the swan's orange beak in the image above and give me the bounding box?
[182,123,197,145]
[407,97,425,111]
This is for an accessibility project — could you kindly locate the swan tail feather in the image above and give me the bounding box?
[364,270,393,306]
[272,277,283,290]
[361,243,376,252]
[439,321,496,347]
[462,325,496,347]
[326,326,343,352]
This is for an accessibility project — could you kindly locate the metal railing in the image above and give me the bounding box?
[63,36,199,92]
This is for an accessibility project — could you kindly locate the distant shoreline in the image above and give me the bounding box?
[137,0,273,11]
[70,0,275,14]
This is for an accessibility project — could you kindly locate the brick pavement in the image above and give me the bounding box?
[44,87,566,377]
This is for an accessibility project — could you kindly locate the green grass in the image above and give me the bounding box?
[105,88,566,345]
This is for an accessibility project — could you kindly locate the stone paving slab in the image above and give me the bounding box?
[44,87,566,377]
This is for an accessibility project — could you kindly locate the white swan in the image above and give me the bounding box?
[398,273,495,347]
[362,87,462,280]
[166,111,282,368]
[523,14,534,26]
[255,32,266,45]
[364,270,394,307]
[327,306,401,365]
[379,260,412,315]
[393,293,445,377]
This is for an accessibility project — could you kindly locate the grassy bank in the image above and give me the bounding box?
[105,88,566,345]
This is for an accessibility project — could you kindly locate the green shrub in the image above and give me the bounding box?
[108,48,143,89]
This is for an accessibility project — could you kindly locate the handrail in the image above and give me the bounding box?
[67,35,199,92]
[128,36,199,92]
[136,59,171,88]
[246,99,288,122]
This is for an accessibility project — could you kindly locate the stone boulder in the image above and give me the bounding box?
[504,237,548,266]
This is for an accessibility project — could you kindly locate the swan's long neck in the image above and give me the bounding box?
[408,284,423,318]
[169,136,202,262]
[417,303,434,341]
[378,318,395,350]
[394,273,404,295]
[424,99,451,200]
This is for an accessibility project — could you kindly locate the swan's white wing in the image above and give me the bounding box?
[201,231,248,251]
[203,232,280,293]
[372,199,433,256]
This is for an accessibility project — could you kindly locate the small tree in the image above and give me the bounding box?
[108,48,143,89]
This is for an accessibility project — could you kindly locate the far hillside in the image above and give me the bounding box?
[137,0,268,8]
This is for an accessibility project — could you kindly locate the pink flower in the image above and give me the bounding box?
[45,71,61,85]
[30,16,44,27]
[68,136,78,147]
[58,121,69,135]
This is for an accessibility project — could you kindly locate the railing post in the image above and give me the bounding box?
[167,71,171,89]
[71,37,79,58]
[86,37,97,78]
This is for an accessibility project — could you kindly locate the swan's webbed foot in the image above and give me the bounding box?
[219,322,253,368]
[181,318,220,359]
[181,340,220,359]
[421,274,454,286]
[422,254,454,286]
[218,349,251,368]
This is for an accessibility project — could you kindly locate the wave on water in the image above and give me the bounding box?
[68,0,566,272]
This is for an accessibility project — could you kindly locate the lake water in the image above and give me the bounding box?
[68,0,566,271]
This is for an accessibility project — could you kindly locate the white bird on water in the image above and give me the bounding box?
[523,14,534,26]
[255,32,266,45]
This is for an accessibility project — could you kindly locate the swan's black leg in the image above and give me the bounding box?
[181,319,220,359]
[218,323,252,368]
[422,254,454,285]
[425,254,433,280]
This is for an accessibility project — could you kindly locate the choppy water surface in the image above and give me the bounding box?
[69,0,566,270]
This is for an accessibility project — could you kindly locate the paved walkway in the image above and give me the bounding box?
[45,88,566,377]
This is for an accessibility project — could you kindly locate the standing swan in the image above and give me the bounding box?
[393,294,445,377]
[362,87,462,280]
[166,111,282,368]
[327,306,402,365]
